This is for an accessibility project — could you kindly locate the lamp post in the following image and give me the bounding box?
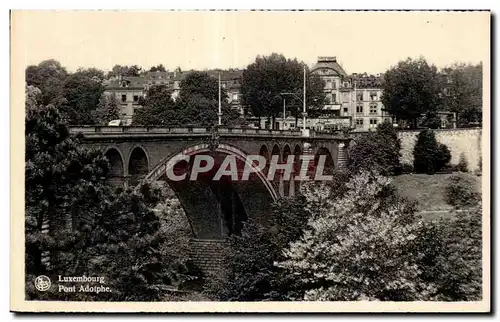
[218,72,222,126]
[281,92,305,130]
[281,66,308,133]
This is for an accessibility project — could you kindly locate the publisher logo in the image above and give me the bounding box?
[34,275,51,292]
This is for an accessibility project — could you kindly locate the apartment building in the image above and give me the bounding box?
[104,76,145,125]
[310,56,391,132]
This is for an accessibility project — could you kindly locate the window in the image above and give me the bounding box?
[342,92,350,103]
[357,92,363,101]
[369,118,378,129]
[370,91,378,101]
[343,107,348,114]
[356,104,363,114]
[332,93,337,103]
[121,94,127,102]
[370,104,378,115]
[355,118,364,128]
[332,81,337,89]
[133,95,139,102]
[343,81,349,87]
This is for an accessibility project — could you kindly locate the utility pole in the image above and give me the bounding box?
[283,98,286,129]
[218,72,222,126]
[302,65,307,132]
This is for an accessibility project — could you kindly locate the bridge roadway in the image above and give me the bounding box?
[69,125,352,240]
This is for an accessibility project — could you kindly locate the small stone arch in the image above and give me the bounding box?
[314,147,335,177]
[128,146,149,186]
[259,144,270,163]
[282,144,292,196]
[103,147,125,187]
[271,144,281,163]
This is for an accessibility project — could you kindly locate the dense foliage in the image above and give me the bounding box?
[92,94,120,125]
[413,130,451,174]
[241,53,325,127]
[348,121,401,176]
[25,86,194,301]
[133,73,241,127]
[277,171,437,301]
[381,58,441,128]
[416,204,482,300]
[206,171,351,301]
[445,173,481,208]
[440,63,482,126]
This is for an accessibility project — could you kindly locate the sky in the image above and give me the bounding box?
[12,10,490,75]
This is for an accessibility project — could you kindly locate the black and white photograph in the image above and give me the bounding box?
[10,9,490,313]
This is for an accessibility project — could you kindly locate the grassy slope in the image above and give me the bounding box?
[391,173,481,212]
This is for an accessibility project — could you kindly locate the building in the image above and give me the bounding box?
[104,75,146,125]
[104,68,244,125]
[310,56,391,132]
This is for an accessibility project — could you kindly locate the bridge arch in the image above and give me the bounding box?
[128,146,149,186]
[103,147,125,188]
[139,143,279,239]
[142,143,278,200]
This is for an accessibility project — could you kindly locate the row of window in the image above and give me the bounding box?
[355,118,379,128]
[356,104,379,114]
[120,94,140,103]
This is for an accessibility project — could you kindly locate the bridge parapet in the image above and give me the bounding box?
[68,126,349,140]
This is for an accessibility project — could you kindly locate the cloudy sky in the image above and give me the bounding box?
[12,10,490,74]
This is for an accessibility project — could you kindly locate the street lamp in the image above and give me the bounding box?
[281,65,307,133]
[281,92,306,130]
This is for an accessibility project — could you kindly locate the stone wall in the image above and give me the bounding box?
[188,239,226,276]
[351,128,483,172]
[398,128,482,172]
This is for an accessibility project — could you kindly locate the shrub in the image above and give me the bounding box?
[277,171,436,301]
[457,153,469,172]
[413,130,451,174]
[445,173,481,208]
[415,205,482,300]
[399,163,414,174]
[348,121,401,176]
[206,171,350,301]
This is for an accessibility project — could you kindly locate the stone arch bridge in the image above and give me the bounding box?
[69,126,351,242]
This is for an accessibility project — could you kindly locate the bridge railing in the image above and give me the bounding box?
[68,126,306,137]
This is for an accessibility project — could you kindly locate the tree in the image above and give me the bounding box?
[241,53,325,128]
[59,68,106,124]
[277,171,437,301]
[107,64,142,78]
[25,85,109,289]
[382,57,442,128]
[206,171,351,301]
[132,85,178,126]
[440,63,482,126]
[149,64,167,72]
[413,130,451,174]
[25,86,184,301]
[92,94,120,125]
[348,120,401,176]
[176,71,241,126]
[415,204,482,301]
[25,59,68,106]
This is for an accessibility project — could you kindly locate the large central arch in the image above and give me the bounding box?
[139,143,279,239]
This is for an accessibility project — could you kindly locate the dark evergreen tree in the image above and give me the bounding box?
[413,130,451,174]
